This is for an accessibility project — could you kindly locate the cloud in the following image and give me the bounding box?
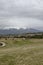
[0,17,43,30]
[0,0,43,18]
[0,0,43,29]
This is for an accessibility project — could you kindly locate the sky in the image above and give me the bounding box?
[0,0,43,30]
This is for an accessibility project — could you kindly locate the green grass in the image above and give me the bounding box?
[0,38,43,65]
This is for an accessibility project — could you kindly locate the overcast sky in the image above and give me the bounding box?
[0,0,43,30]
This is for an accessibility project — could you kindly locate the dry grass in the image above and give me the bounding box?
[0,38,43,65]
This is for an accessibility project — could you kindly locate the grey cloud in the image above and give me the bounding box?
[0,0,43,20]
[0,0,43,29]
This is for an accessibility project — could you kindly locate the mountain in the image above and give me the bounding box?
[0,28,42,35]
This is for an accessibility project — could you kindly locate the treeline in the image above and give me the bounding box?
[0,33,43,39]
[17,34,43,39]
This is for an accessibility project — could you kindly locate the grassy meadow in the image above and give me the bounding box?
[0,38,43,65]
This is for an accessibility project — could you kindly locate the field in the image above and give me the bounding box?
[0,38,43,65]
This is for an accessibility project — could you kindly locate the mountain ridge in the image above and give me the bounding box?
[0,28,42,35]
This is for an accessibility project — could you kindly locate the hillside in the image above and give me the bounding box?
[0,28,41,35]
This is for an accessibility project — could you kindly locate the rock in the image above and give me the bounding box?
[0,42,6,47]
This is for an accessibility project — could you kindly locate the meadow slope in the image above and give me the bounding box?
[0,38,43,65]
